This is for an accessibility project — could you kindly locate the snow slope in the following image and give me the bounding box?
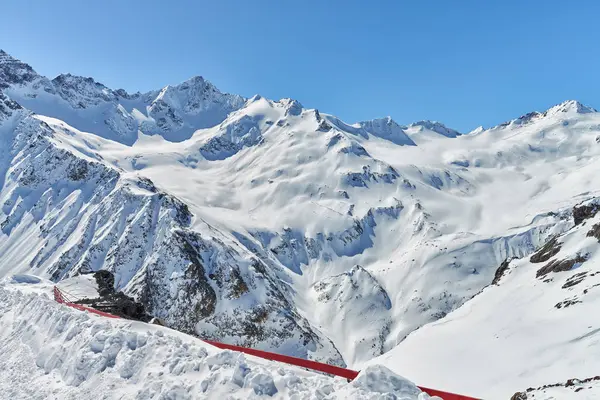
[370,199,600,399]
[1,50,600,397]
[0,277,436,400]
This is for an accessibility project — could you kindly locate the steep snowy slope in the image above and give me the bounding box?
[0,50,245,144]
[0,277,437,400]
[0,103,343,365]
[1,49,600,387]
[370,199,600,399]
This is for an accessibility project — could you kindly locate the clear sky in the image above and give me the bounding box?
[2,0,599,132]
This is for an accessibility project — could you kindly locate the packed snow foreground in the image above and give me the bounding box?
[0,277,437,400]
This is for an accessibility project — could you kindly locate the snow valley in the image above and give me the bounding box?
[1,50,600,399]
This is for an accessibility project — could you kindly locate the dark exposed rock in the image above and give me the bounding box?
[555,297,581,309]
[562,272,588,289]
[94,270,115,296]
[67,159,89,181]
[0,50,38,89]
[536,253,588,278]
[317,119,332,132]
[228,267,250,299]
[345,165,399,188]
[510,392,528,400]
[513,375,600,397]
[492,258,512,285]
[0,93,23,121]
[573,203,600,225]
[529,236,561,264]
[177,231,218,320]
[586,223,600,241]
[75,291,151,322]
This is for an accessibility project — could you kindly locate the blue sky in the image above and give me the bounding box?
[2,0,599,132]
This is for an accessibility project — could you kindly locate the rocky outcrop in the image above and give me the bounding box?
[0,50,41,89]
[573,203,600,225]
[529,236,562,263]
[536,253,588,278]
[492,258,512,285]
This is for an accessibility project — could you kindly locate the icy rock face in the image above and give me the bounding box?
[279,98,303,116]
[145,76,246,135]
[52,74,118,108]
[313,265,391,310]
[0,50,45,90]
[104,103,138,139]
[0,93,23,121]
[251,201,403,274]
[163,76,244,116]
[545,99,596,115]
[200,114,264,160]
[344,164,400,187]
[130,227,344,365]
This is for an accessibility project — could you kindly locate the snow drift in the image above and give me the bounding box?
[0,279,435,400]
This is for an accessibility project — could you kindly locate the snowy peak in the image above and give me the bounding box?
[496,100,597,129]
[468,125,485,135]
[545,99,596,115]
[142,75,246,137]
[0,50,249,143]
[153,75,245,116]
[279,98,303,116]
[406,120,462,138]
[51,73,118,108]
[0,50,42,89]
[358,116,416,146]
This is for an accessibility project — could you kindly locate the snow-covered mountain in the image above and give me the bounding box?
[0,50,245,144]
[1,50,600,398]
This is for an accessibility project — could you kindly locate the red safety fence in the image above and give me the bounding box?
[52,286,479,400]
[204,339,359,380]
